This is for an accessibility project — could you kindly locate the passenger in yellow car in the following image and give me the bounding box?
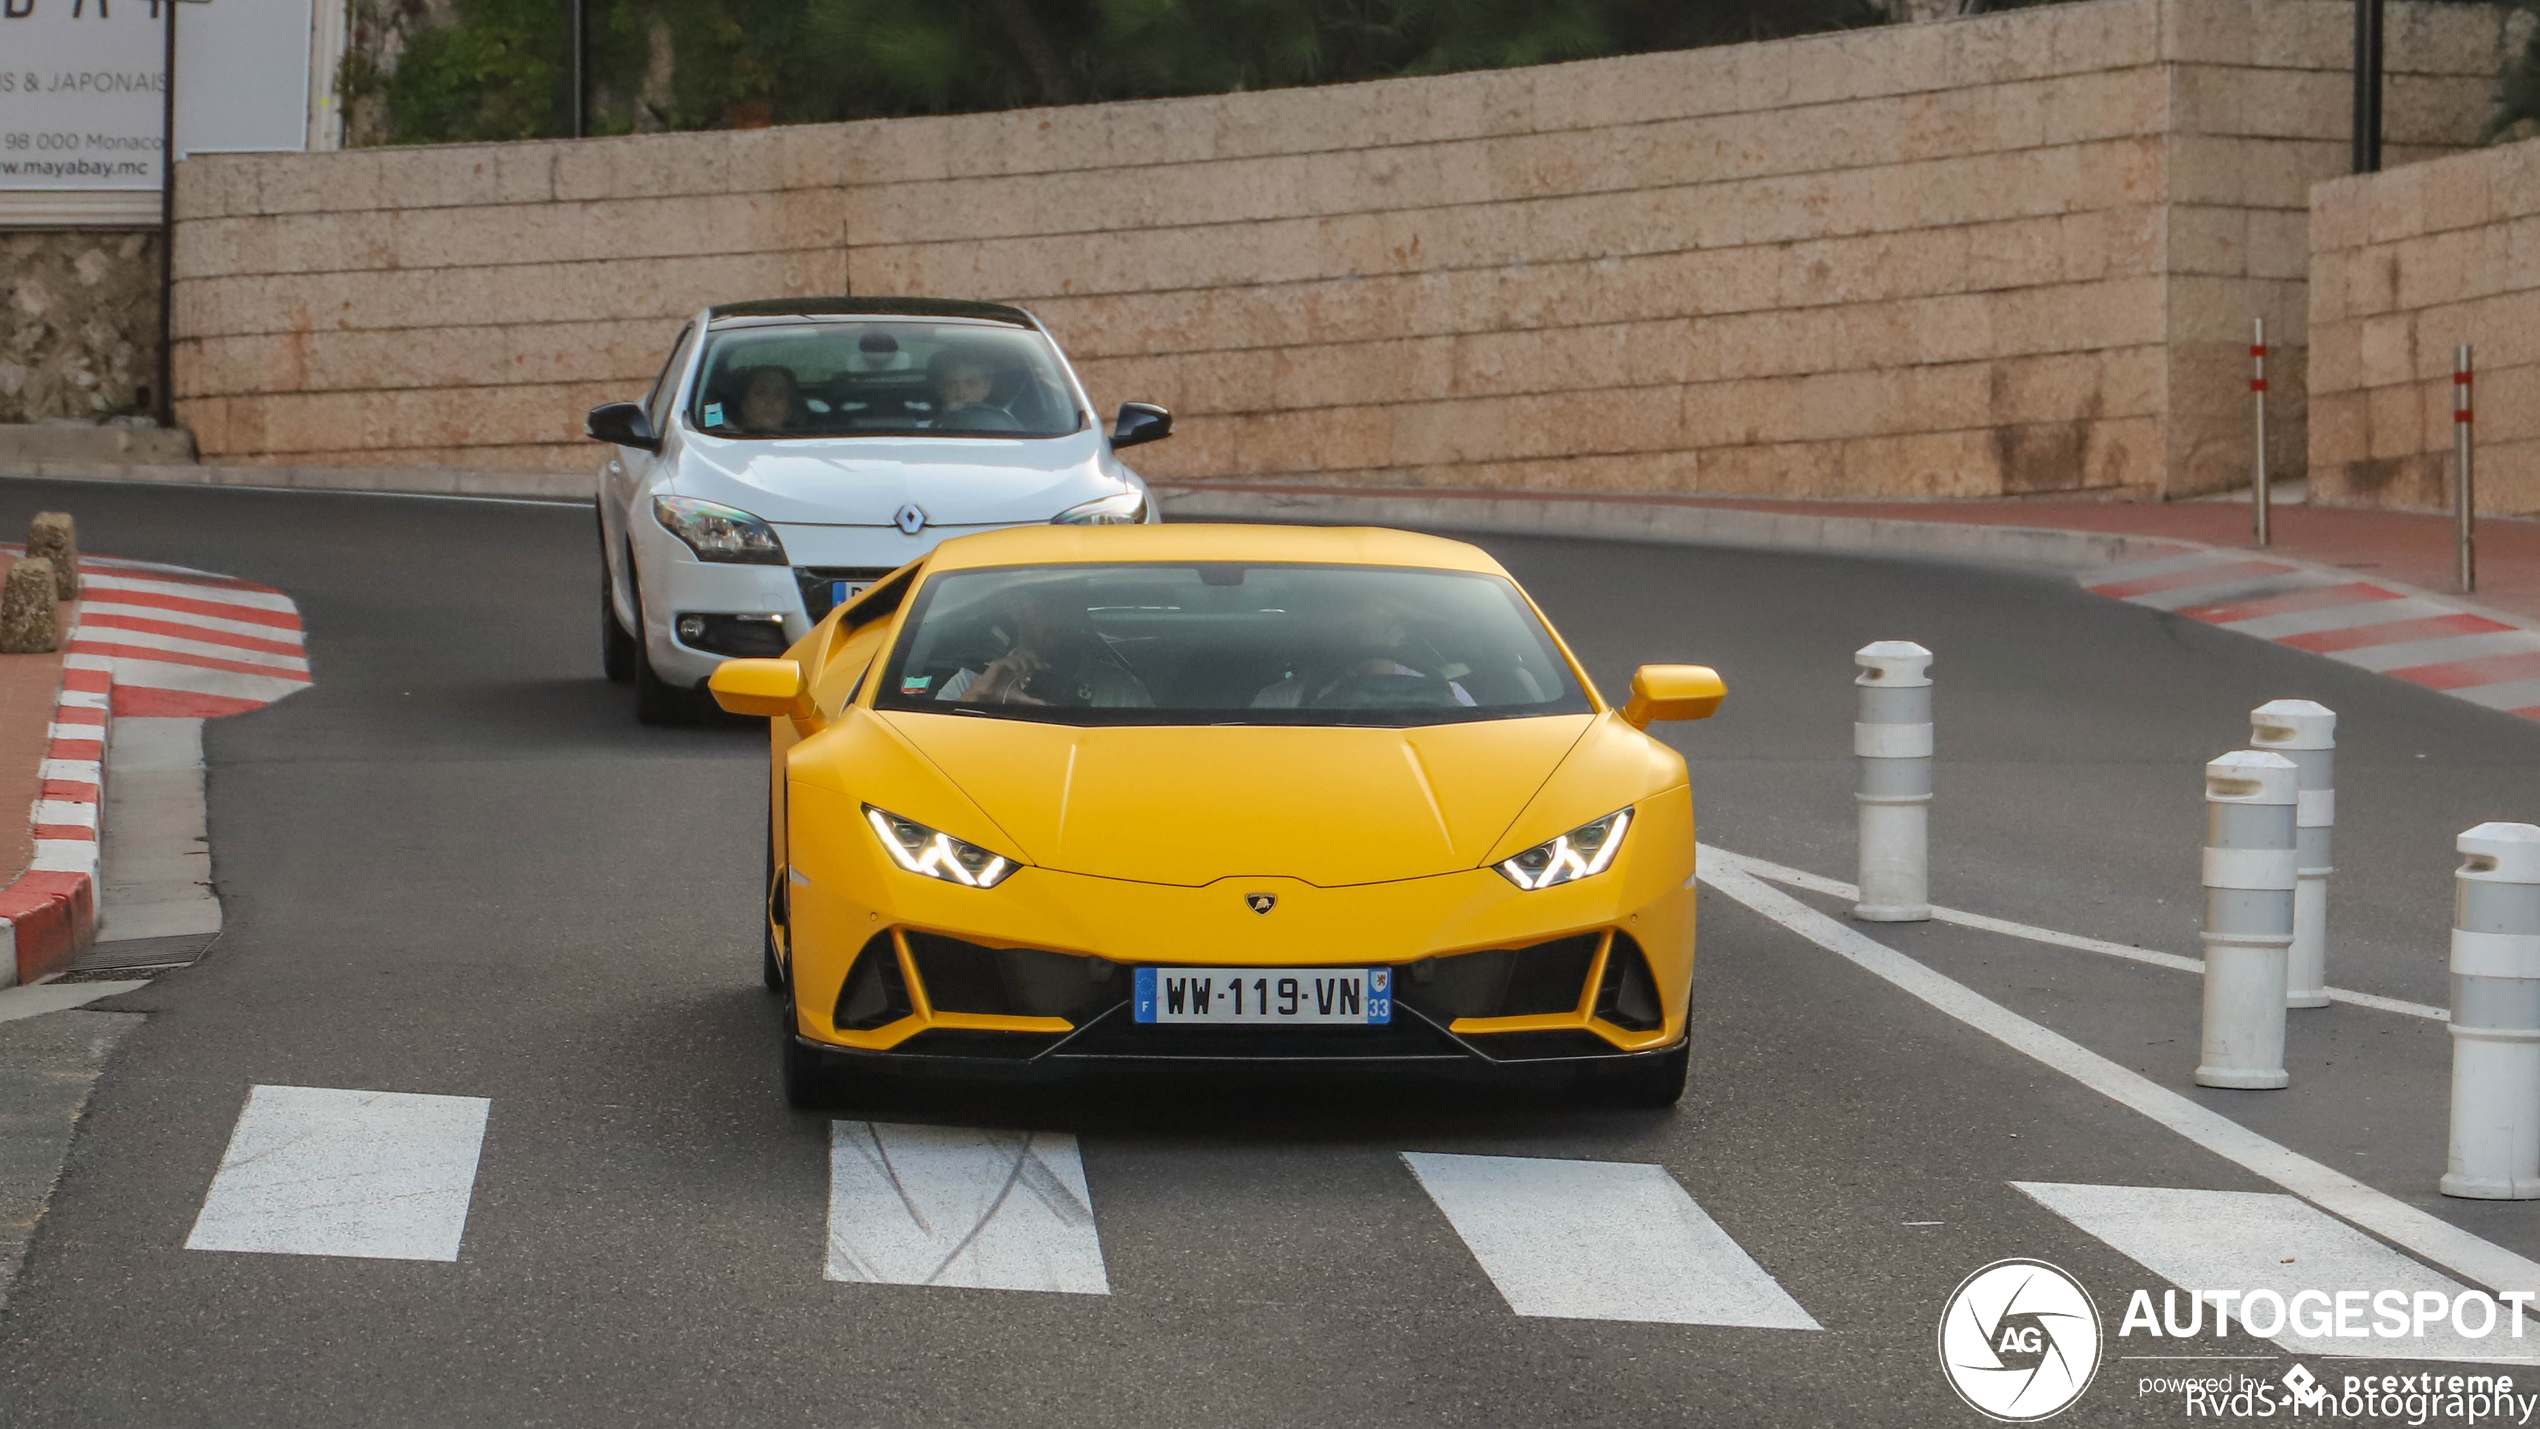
[935,591,1151,707]
[1251,595,1476,708]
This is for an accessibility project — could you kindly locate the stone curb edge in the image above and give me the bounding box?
[0,594,104,989]
[0,460,590,502]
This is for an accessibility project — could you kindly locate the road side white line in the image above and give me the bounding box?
[1692,852,2540,1300]
[184,1085,489,1262]
[826,1121,1108,1295]
[2017,1182,2540,1363]
[1399,1151,1819,1329]
[1697,847,2446,1022]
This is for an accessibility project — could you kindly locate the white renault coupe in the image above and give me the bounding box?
[587,297,1171,722]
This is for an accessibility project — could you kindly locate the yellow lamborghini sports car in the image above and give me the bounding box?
[708,523,1725,1107]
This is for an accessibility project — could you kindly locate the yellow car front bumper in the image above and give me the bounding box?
[778,781,1696,1066]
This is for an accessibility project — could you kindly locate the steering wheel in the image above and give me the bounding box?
[1305,670,1460,710]
[936,404,1022,433]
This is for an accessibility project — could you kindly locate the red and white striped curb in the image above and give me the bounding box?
[2,630,106,988]
[0,554,309,987]
[2081,549,2540,718]
[71,554,310,717]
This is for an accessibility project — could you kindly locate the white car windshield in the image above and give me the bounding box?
[875,563,1596,727]
[688,320,1084,439]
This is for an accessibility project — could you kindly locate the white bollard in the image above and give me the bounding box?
[1853,641,1933,923]
[2442,823,2540,1200]
[2250,700,2336,1008]
[2196,750,2298,1090]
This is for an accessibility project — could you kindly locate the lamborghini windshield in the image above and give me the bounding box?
[874,563,1595,726]
[688,319,1084,439]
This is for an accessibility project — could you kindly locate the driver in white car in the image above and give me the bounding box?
[928,347,1023,433]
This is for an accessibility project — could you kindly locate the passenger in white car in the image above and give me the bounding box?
[735,367,800,434]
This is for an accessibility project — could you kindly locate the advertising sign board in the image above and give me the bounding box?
[0,0,322,225]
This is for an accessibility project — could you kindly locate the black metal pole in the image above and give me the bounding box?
[154,0,177,427]
[572,0,586,138]
[2353,0,2385,174]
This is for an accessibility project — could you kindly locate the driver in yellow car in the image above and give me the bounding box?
[1251,595,1477,708]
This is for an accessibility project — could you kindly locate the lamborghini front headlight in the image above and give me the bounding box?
[864,806,1018,888]
[1496,808,1631,890]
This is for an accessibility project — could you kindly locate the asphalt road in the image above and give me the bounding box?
[0,479,2535,1426]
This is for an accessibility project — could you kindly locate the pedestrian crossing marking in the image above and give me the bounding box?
[1401,1151,1820,1329]
[2016,1182,2540,1363]
[185,1085,488,1262]
[826,1121,1109,1295]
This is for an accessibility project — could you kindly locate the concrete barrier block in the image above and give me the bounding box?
[0,559,58,654]
[26,514,75,600]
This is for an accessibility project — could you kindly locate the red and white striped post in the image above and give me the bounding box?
[2252,319,2271,547]
[2456,346,2477,593]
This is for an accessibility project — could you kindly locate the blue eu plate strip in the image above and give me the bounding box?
[1133,967,1157,1024]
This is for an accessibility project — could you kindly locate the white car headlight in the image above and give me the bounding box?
[865,806,1018,888]
[1496,808,1631,890]
[1052,490,1148,525]
[653,496,788,564]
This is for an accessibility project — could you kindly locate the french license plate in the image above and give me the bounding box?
[1134,967,1392,1025]
[831,580,870,607]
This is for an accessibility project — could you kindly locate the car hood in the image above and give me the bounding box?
[874,713,1601,887]
[674,429,1122,527]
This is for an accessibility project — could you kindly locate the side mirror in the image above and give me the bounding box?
[1621,664,1725,729]
[587,401,660,452]
[1111,402,1172,449]
[710,658,814,727]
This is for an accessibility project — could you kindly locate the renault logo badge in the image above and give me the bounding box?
[894,502,928,535]
[1245,893,1277,914]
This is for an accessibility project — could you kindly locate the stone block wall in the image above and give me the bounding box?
[2311,138,2540,514]
[2163,0,2525,498]
[167,0,2513,499]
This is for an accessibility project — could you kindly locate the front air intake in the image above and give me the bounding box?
[833,932,914,1030]
[1593,932,1664,1031]
[903,932,1124,1021]
[1406,934,1600,1020]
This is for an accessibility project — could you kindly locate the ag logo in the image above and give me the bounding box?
[894,502,928,535]
[1938,1259,2102,1422]
[1244,893,1277,914]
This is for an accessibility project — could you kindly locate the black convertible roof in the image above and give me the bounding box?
[706,297,1032,325]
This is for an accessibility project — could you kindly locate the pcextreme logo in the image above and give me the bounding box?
[1939,1259,2105,1421]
